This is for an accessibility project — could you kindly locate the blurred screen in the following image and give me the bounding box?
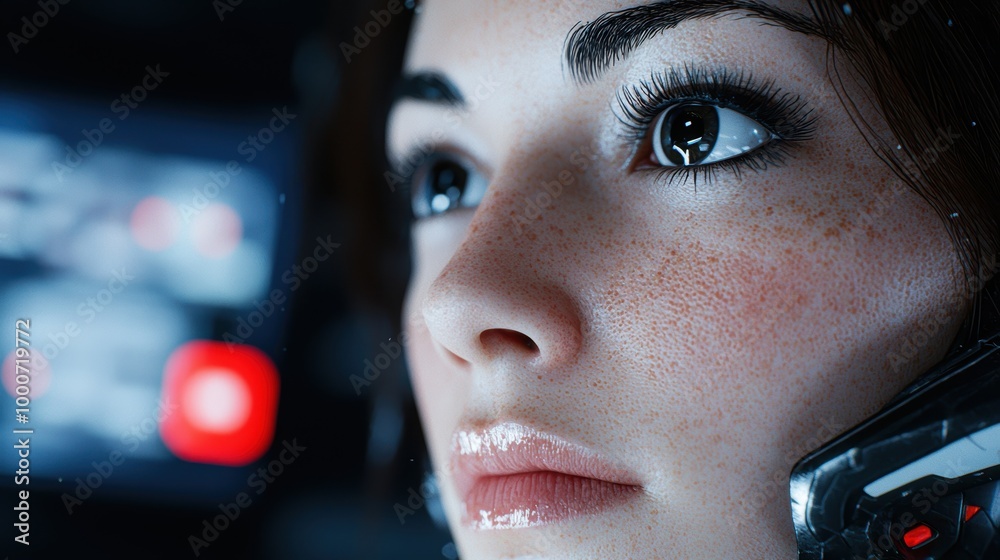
[0,82,301,508]
[0,1,454,558]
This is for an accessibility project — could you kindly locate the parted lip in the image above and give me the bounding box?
[450,421,644,527]
[451,421,642,487]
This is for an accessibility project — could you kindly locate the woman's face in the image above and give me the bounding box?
[388,1,965,557]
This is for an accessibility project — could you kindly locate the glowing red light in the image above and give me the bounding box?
[964,505,982,522]
[182,368,253,433]
[160,341,279,466]
[130,196,180,251]
[902,524,934,549]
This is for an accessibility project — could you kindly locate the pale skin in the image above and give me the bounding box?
[387,1,966,558]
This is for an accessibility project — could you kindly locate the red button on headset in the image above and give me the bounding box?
[160,341,279,466]
[902,524,935,549]
[964,505,981,522]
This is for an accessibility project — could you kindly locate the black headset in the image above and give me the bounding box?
[791,277,1000,559]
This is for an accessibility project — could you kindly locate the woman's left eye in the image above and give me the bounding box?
[649,102,773,167]
[409,154,489,219]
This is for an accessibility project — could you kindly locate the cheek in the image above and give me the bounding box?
[583,165,964,525]
[636,185,956,406]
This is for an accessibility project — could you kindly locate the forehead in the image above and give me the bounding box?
[395,0,826,159]
[403,0,816,78]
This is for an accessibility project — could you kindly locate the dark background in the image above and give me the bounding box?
[0,0,444,558]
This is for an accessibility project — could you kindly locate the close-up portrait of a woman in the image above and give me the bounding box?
[377,1,1000,558]
[2,0,998,558]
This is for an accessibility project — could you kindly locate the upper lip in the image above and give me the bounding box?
[450,421,643,496]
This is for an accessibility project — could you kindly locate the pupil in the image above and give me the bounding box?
[662,104,719,166]
[429,160,468,213]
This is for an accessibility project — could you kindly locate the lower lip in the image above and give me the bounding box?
[463,471,641,530]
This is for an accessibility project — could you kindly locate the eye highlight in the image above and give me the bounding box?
[408,153,489,219]
[651,102,772,167]
[618,65,818,185]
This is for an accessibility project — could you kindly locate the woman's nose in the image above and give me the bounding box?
[418,165,585,373]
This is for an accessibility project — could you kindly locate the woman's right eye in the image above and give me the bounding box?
[410,154,489,219]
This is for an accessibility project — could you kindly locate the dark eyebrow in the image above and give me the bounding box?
[564,0,828,84]
[392,71,465,107]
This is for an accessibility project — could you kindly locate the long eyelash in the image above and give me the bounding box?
[390,141,442,199]
[616,64,818,187]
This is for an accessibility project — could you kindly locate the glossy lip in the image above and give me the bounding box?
[451,422,644,530]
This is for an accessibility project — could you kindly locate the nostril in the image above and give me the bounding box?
[479,328,539,356]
